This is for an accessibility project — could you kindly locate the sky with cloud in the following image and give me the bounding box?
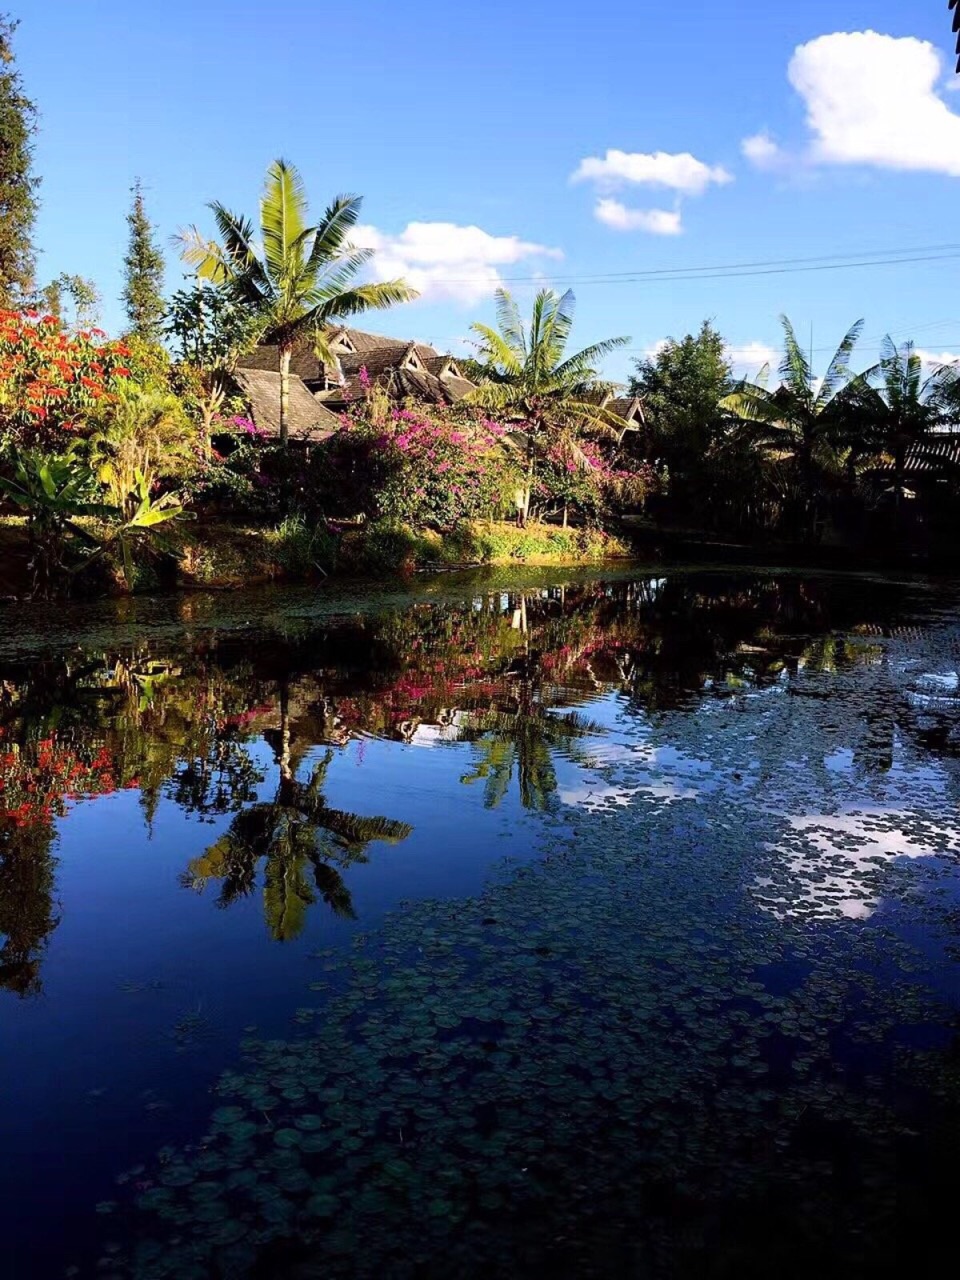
[25,0,960,383]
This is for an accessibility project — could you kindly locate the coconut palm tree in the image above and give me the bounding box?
[180,159,418,447]
[721,314,864,540]
[848,338,960,519]
[466,288,630,523]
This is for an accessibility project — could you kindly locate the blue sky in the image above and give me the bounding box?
[20,0,960,382]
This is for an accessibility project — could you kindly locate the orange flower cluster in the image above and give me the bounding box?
[0,311,134,447]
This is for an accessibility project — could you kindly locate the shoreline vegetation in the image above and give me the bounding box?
[0,516,633,598]
[2,30,960,603]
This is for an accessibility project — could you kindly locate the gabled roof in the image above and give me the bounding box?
[337,343,431,379]
[237,340,325,383]
[232,369,341,442]
[606,395,645,428]
[323,364,472,410]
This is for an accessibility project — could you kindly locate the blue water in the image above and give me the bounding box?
[1,567,959,1278]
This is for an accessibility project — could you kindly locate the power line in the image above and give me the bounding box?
[415,242,960,287]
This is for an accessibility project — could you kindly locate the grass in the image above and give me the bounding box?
[0,515,633,598]
[338,519,632,575]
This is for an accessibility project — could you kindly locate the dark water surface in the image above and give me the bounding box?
[2,566,960,1278]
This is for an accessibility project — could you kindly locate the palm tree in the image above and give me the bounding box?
[722,315,864,540]
[180,159,418,447]
[848,338,960,519]
[466,288,630,524]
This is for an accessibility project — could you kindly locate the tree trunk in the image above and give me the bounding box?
[279,345,292,449]
[562,504,568,529]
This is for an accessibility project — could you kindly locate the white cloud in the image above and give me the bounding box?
[916,349,960,371]
[783,31,960,176]
[728,341,779,375]
[643,337,779,376]
[741,132,785,170]
[572,149,733,195]
[351,221,562,305]
[594,199,682,235]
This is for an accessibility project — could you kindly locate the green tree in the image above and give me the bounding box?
[180,158,417,447]
[466,288,630,524]
[0,14,39,304]
[849,338,960,518]
[38,272,101,330]
[629,320,733,521]
[722,314,864,540]
[166,280,264,451]
[121,179,165,342]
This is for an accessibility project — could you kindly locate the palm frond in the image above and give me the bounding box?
[468,322,524,377]
[778,315,813,398]
[260,158,308,287]
[314,279,419,325]
[304,194,364,277]
[815,318,865,410]
[552,334,631,382]
[493,288,527,358]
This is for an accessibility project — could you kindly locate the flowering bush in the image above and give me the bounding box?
[313,405,522,528]
[0,311,136,449]
[535,439,656,521]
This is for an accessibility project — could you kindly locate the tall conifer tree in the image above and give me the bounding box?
[122,178,165,341]
[0,14,39,305]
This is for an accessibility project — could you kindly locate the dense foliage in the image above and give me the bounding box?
[0,310,134,448]
[0,15,38,304]
[122,180,166,344]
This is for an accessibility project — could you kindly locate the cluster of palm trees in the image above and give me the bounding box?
[723,317,960,539]
[182,157,960,544]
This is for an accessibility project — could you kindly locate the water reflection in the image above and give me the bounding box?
[2,571,960,997]
[183,687,412,939]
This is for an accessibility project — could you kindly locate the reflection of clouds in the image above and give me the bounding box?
[561,777,699,809]
[755,807,960,921]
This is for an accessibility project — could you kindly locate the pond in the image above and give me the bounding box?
[2,565,960,1279]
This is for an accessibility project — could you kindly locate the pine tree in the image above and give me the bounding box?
[122,178,165,342]
[0,14,39,306]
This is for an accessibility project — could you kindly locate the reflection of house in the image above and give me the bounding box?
[236,327,476,422]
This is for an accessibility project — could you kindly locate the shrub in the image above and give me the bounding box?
[0,311,136,450]
[308,405,522,528]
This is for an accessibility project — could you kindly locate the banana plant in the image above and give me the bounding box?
[0,449,114,596]
[99,467,190,590]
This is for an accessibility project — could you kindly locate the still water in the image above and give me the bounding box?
[2,566,960,1278]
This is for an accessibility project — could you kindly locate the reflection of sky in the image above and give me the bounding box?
[551,669,960,923]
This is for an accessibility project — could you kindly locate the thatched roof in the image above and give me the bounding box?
[237,342,324,383]
[233,369,341,442]
[322,364,473,410]
[607,395,645,429]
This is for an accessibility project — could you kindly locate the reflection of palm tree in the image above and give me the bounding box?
[461,704,602,812]
[182,748,412,941]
